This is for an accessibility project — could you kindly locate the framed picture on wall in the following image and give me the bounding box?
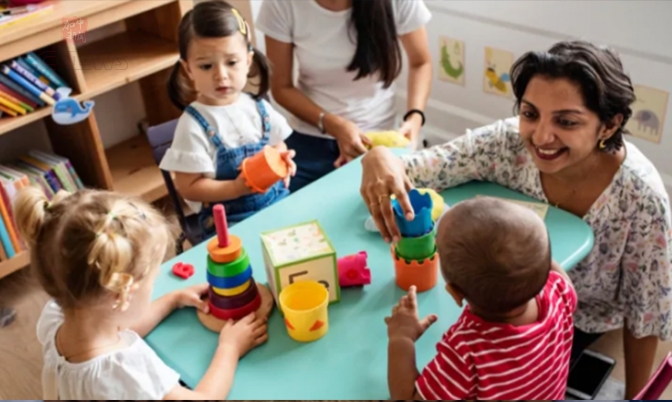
[438,36,465,86]
[483,46,514,98]
[626,84,669,144]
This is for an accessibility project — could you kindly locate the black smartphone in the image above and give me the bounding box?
[566,349,616,400]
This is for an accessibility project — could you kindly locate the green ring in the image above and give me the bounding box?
[207,248,250,278]
[396,227,436,261]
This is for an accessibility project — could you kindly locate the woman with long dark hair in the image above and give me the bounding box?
[256,0,432,192]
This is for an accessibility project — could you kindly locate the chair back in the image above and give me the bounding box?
[146,119,188,227]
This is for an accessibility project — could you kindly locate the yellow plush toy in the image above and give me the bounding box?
[364,130,410,149]
[391,188,444,221]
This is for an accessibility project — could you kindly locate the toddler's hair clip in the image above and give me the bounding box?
[231,8,247,36]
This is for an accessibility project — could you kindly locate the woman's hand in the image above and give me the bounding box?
[398,114,423,150]
[218,313,268,358]
[281,149,297,188]
[360,146,415,243]
[325,114,372,166]
[172,283,209,313]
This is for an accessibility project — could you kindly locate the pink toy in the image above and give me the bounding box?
[172,262,194,279]
[337,251,371,287]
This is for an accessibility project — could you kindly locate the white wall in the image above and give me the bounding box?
[394,0,672,191]
[251,0,672,192]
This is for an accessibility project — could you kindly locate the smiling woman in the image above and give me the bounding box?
[360,40,672,399]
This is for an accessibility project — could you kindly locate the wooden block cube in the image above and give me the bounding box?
[261,220,340,306]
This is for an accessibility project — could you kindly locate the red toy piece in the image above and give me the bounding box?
[213,204,229,247]
[337,251,371,287]
[172,262,194,279]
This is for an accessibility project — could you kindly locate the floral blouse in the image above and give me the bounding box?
[401,117,672,340]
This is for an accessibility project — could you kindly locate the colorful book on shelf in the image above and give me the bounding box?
[14,159,60,194]
[0,231,6,261]
[24,52,67,90]
[35,152,83,189]
[0,173,26,251]
[19,155,63,193]
[0,103,17,117]
[0,3,53,30]
[9,60,60,100]
[0,73,44,107]
[8,162,54,200]
[15,57,49,86]
[1,65,55,105]
[0,181,20,253]
[0,81,38,109]
[0,86,34,112]
[0,194,14,258]
[28,150,77,192]
[0,92,26,115]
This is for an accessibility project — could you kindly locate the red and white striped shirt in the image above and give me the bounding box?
[416,271,577,400]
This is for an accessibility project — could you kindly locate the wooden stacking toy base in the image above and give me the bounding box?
[197,283,275,332]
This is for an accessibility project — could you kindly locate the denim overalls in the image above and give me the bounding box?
[185,98,289,235]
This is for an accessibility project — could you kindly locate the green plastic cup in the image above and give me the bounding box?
[395,226,436,261]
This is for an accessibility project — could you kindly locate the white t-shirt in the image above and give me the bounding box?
[255,0,432,138]
[159,93,293,212]
[37,300,181,400]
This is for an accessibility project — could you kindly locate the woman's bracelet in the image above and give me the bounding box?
[403,109,426,126]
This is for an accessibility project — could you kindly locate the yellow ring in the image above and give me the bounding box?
[212,280,251,296]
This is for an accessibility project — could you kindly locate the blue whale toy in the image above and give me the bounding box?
[51,87,94,125]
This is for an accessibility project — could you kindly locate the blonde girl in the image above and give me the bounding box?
[15,187,267,400]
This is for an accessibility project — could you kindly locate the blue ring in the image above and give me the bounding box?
[207,265,253,288]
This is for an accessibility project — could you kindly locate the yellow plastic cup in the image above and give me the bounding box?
[279,280,329,342]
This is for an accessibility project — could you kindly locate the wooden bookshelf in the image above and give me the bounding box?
[0,0,192,277]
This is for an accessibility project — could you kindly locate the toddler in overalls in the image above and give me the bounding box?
[160,0,296,235]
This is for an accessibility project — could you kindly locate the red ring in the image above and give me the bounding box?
[208,291,261,321]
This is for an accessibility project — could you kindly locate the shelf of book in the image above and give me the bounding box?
[107,135,167,203]
[0,0,192,276]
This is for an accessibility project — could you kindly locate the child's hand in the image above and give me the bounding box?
[281,149,297,188]
[234,173,253,196]
[173,283,209,313]
[384,285,437,342]
[218,312,268,358]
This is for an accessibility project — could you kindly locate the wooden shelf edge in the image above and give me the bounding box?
[0,251,29,280]
[106,134,168,203]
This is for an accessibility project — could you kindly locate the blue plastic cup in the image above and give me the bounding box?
[392,189,433,237]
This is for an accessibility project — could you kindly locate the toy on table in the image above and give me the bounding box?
[390,189,439,293]
[172,262,194,279]
[197,204,274,332]
[261,220,341,306]
[239,145,289,193]
[279,280,330,342]
[364,130,410,149]
[337,251,371,287]
[365,188,448,232]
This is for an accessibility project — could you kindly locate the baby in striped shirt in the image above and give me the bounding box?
[386,196,577,400]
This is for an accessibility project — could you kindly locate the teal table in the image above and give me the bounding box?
[146,157,594,399]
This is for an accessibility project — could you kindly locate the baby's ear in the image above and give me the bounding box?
[446,282,464,307]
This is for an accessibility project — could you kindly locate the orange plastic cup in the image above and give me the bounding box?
[390,244,439,292]
[240,145,289,193]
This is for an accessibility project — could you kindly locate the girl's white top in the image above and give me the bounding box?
[159,93,293,212]
[256,0,432,138]
[37,300,180,400]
